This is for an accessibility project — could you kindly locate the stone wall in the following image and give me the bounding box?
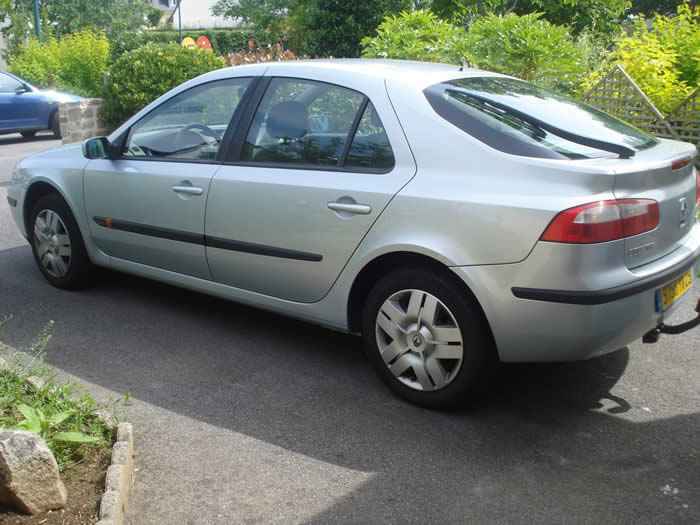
[58,99,109,145]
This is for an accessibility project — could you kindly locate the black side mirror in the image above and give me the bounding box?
[83,137,115,159]
[14,85,29,95]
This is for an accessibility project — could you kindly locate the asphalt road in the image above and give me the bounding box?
[0,134,699,524]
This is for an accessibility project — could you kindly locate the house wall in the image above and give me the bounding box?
[178,0,237,29]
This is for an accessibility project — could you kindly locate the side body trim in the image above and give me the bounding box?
[93,217,323,262]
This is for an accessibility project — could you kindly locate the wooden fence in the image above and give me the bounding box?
[582,64,700,151]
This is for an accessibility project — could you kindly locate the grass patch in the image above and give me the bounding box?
[0,318,116,470]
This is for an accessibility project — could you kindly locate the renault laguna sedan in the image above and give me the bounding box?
[6,60,700,408]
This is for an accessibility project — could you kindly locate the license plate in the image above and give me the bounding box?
[658,270,693,311]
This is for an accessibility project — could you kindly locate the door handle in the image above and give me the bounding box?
[172,185,203,196]
[327,202,372,215]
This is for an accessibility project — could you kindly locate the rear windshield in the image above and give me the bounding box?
[424,77,657,160]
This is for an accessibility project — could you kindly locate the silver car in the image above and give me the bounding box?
[6,60,700,408]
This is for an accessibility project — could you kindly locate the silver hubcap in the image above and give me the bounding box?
[34,209,71,278]
[375,289,464,392]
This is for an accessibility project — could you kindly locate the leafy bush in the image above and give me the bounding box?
[361,10,470,64]
[9,29,110,97]
[111,29,280,61]
[582,3,700,113]
[363,10,586,93]
[102,43,226,128]
[463,12,587,93]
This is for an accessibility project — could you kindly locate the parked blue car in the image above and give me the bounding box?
[0,71,82,139]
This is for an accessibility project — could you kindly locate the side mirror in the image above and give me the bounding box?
[14,85,29,95]
[83,137,115,160]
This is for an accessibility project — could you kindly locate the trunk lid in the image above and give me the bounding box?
[611,139,697,269]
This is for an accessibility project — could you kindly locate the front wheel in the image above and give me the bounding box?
[362,267,495,409]
[30,194,94,289]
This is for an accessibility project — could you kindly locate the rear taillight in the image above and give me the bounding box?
[695,167,699,208]
[541,199,659,244]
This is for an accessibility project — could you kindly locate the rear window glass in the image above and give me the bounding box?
[425,77,657,160]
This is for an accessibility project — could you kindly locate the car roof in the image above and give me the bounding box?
[207,59,503,90]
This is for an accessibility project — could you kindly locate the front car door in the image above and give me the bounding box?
[205,74,416,303]
[0,73,47,133]
[84,77,253,279]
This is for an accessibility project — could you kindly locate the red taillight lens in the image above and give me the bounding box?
[695,167,699,208]
[541,199,659,244]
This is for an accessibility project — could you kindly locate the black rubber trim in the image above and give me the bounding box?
[512,255,698,305]
[6,196,17,207]
[206,236,323,262]
[93,217,204,245]
[93,216,322,262]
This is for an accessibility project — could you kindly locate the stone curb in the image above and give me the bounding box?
[96,422,135,525]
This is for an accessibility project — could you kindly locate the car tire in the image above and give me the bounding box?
[362,267,496,409]
[20,131,36,139]
[50,112,61,139]
[29,193,94,290]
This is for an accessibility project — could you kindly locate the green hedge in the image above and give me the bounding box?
[111,28,281,59]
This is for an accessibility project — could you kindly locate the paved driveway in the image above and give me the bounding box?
[0,136,698,524]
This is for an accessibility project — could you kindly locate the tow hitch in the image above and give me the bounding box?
[643,298,700,343]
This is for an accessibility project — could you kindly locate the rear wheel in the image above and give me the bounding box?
[50,112,61,139]
[29,194,94,289]
[362,267,495,409]
[20,130,36,139]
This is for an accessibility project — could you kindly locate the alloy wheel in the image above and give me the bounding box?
[375,289,464,391]
[34,209,72,278]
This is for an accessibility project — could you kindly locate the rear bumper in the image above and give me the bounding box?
[453,222,700,362]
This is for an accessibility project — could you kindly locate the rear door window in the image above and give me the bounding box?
[425,77,657,160]
[240,77,395,171]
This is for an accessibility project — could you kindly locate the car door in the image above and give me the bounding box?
[205,76,416,303]
[84,77,254,279]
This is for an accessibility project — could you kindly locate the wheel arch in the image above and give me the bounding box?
[23,180,70,236]
[346,251,494,341]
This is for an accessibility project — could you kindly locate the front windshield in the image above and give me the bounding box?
[425,77,657,160]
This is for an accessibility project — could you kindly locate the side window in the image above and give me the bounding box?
[0,73,22,93]
[344,102,394,170]
[124,77,252,161]
[241,78,364,167]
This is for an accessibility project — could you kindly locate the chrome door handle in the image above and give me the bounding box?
[327,202,372,215]
[172,185,203,196]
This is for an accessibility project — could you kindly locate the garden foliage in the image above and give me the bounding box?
[361,10,470,64]
[362,10,586,93]
[111,29,281,61]
[8,29,110,97]
[583,3,700,113]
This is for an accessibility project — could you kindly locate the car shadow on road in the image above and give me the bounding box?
[0,133,57,146]
[0,244,697,523]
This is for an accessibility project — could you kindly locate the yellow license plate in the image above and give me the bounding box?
[659,270,693,311]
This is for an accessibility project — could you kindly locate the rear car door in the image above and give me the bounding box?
[84,77,254,279]
[206,76,416,302]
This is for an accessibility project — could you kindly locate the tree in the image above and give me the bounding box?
[291,0,409,57]
[0,0,160,59]
[211,0,295,36]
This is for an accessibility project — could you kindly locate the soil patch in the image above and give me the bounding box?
[0,447,111,525]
